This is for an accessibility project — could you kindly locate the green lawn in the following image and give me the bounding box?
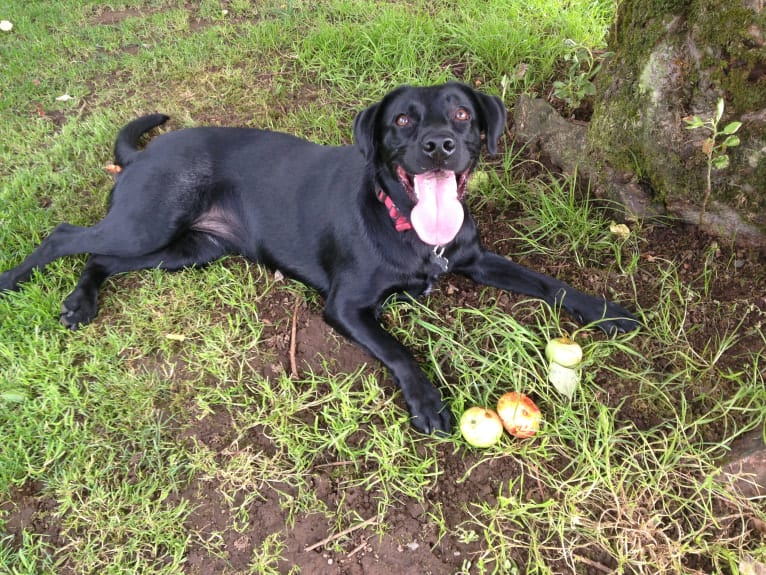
[1,1,764,574]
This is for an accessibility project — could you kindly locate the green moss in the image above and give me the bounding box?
[607,0,684,76]
[589,0,766,220]
[694,2,766,111]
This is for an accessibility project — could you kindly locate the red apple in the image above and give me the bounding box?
[496,392,541,438]
[459,406,504,447]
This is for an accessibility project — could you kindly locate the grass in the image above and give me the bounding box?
[1,1,765,574]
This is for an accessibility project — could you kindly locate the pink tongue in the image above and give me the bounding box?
[410,171,464,246]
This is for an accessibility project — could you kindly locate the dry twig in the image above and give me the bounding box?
[305,514,382,552]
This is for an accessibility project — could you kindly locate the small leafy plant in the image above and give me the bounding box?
[683,98,742,217]
[551,40,610,109]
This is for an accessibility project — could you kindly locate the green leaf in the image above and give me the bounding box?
[715,98,725,123]
[721,121,742,135]
[684,116,705,129]
[1,391,27,403]
[548,362,580,399]
[722,135,740,148]
[712,154,730,170]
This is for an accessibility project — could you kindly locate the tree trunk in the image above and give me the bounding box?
[587,0,766,247]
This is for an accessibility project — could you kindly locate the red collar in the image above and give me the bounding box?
[377,189,413,232]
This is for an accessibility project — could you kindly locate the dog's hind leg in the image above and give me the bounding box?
[0,210,186,293]
[60,232,229,329]
[0,223,93,292]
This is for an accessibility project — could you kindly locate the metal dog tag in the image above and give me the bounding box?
[431,246,449,272]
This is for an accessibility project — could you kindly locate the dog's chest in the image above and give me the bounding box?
[429,245,449,273]
[415,247,452,296]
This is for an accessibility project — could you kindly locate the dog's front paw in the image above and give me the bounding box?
[0,270,20,293]
[579,300,640,335]
[401,376,452,436]
[60,289,98,330]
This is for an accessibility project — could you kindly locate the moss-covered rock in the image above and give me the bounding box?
[587,0,766,246]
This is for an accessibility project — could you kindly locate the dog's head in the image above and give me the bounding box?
[353,82,506,246]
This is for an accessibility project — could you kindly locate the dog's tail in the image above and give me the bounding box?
[113,113,170,167]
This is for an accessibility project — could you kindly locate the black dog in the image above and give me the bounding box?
[0,82,638,434]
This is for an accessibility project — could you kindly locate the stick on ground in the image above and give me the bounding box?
[304,514,382,552]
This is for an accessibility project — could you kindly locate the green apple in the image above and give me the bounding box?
[545,336,583,368]
[459,406,504,447]
[467,170,490,193]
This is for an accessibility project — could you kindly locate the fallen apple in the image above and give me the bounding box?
[496,392,541,438]
[459,406,504,448]
[467,170,490,192]
[545,336,583,368]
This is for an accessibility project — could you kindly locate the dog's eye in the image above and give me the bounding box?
[454,107,471,121]
[395,114,411,127]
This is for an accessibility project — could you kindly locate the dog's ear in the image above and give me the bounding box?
[353,102,379,161]
[474,91,507,156]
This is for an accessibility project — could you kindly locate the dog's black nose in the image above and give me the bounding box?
[422,134,455,160]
